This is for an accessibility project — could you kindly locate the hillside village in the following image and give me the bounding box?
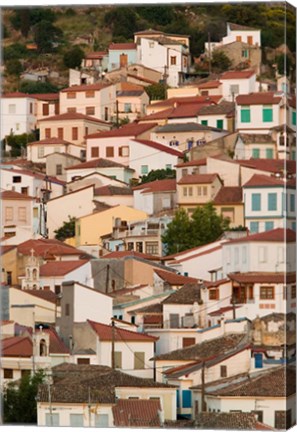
[0,4,296,430]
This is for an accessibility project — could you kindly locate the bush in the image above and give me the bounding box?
[63,46,84,69]
[19,80,59,94]
[5,59,23,76]
[211,50,232,72]
[3,43,28,61]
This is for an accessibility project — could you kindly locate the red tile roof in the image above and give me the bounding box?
[149,95,221,109]
[88,320,158,342]
[175,158,207,168]
[236,158,296,174]
[132,139,183,156]
[18,238,85,258]
[2,336,32,357]
[141,103,213,120]
[154,268,197,285]
[133,179,176,193]
[94,185,132,196]
[61,83,111,92]
[0,168,66,185]
[13,287,57,304]
[85,51,107,59]
[228,272,295,284]
[227,228,295,244]
[87,122,158,139]
[65,157,127,170]
[198,80,222,89]
[2,92,33,98]
[236,91,283,105]
[127,73,156,85]
[39,111,110,124]
[103,251,158,260]
[0,245,16,256]
[109,43,137,50]
[27,137,73,147]
[0,190,34,200]
[243,174,295,188]
[44,327,70,354]
[220,70,255,80]
[40,260,89,277]
[208,305,238,316]
[118,82,144,92]
[213,186,242,204]
[112,399,161,427]
[30,93,59,101]
[178,173,220,185]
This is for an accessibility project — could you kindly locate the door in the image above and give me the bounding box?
[254,353,263,369]
[120,54,128,67]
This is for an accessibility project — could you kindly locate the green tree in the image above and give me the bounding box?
[5,132,37,157]
[63,46,85,69]
[140,168,176,184]
[137,6,175,26]
[211,50,232,72]
[276,54,292,76]
[104,7,138,39]
[5,59,23,76]
[145,83,167,101]
[19,80,59,94]
[3,43,28,61]
[162,208,192,255]
[54,216,76,241]
[3,370,45,424]
[33,20,63,53]
[162,203,230,255]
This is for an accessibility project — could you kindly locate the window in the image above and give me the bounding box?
[230,84,239,94]
[18,207,26,222]
[251,193,261,211]
[134,352,145,369]
[216,119,224,129]
[268,193,277,211]
[242,49,249,58]
[236,36,242,42]
[65,303,70,316]
[197,186,201,196]
[57,128,63,140]
[292,150,296,161]
[91,147,99,158]
[124,103,132,113]
[45,128,51,139]
[104,107,109,121]
[106,147,114,157]
[5,207,13,222]
[8,104,16,114]
[67,107,77,113]
[21,187,28,195]
[183,187,188,197]
[70,414,84,427]
[258,246,267,263]
[67,92,76,99]
[203,186,207,196]
[4,369,13,379]
[252,148,260,158]
[260,286,275,300]
[38,146,45,158]
[86,90,95,98]
[13,175,21,183]
[45,413,59,426]
[119,146,129,157]
[292,111,296,126]
[291,285,296,299]
[170,56,177,65]
[265,221,274,231]
[86,106,95,115]
[42,103,49,116]
[201,120,208,126]
[114,351,122,368]
[136,242,143,253]
[54,285,61,295]
[241,107,251,123]
[266,148,273,159]
[95,414,109,427]
[127,242,134,251]
[145,242,159,255]
[209,289,219,300]
[250,221,259,233]
[252,411,263,423]
[182,337,196,348]
[220,365,227,378]
[72,127,78,140]
[263,105,273,122]
[189,187,193,196]
[141,165,148,175]
[56,164,62,175]
[290,194,295,212]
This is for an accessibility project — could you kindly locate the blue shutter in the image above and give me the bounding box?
[251,194,261,211]
[250,222,259,233]
[176,390,180,408]
[265,221,274,231]
[268,193,277,211]
[255,353,263,368]
[182,390,192,408]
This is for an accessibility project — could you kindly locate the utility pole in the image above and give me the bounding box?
[115,100,119,128]
[48,382,53,427]
[232,293,236,320]
[88,387,91,427]
[111,318,115,369]
[201,361,206,412]
[208,32,212,76]
[32,311,36,373]
[105,264,110,294]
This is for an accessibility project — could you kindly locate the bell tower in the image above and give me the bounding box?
[22,249,40,290]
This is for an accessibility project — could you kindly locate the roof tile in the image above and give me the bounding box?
[88,319,158,342]
[178,173,220,185]
[87,122,158,139]
[40,260,89,277]
[112,399,161,427]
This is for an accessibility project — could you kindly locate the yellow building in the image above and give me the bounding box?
[1,246,18,285]
[212,186,244,228]
[76,205,148,247]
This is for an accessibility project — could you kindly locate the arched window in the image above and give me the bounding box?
[39,339,47,357]
[32,268,37,280]
[27,269,31,279]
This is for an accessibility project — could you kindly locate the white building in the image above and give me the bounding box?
[1,92,37,139]
[219,70,257,101]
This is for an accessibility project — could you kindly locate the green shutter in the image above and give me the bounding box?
[268,193,277,211]
[290,194,295,212]
[216,119,223,129]
[265,221,274,231]
[263,107,273,122]
[201,120,208,126]
[241,108,251,123]
[292,111,296,126]
[292,151,296,161]
[252,193,261,211]
[266,148,273,159]
[252,148,260,159]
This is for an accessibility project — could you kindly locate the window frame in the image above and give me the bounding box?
[260,285,275,300]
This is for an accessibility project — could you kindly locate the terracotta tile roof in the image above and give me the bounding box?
[17,238,85,258]
[61,83,111,92]
[109,42,137,50]
[213,186,242,204]
[228,271,295,284]
[162,282,203,305]
[0,168,66,185]
[39,111,110,124]
[220,70,256,80]
[129,303,163,315]
[117,90,144,97]
[94,185,132,196]
[207,366,295,397]
[194,412,269,430]
[88,319,158,342]
[86,122,158,139]
[118,82,144,92]
[226,228,295,244]
[238,133,274,144]
[178,173,220,185]
[228,22,259,31]
[103,250,158,260]
[27,137,73,146]
[204,278,230,288]
[85,51,107,59]
[40,260,89,277]
[198,80,222,89]
[13,287,57,304]
[2,92,32,98]
[199,101,235,115]
[113,399,162,427]
[138,107,175,121]
[44,327,70,354]
[0,190,34,200]
[175,158,207,168]
[38,363,176,404]
[208,305,238,316]
[148,96,222,109]
[154,333,245,361]
[133,179,176,193]
[243,174,295,188]
[154,268,198,286]
[142,103,215,121]
[132,139,183,157]
[127,73,156,85]
[155,123,217,133]
[29,93,59,101]
[236,91,283,105]
[65,157,128,170]
[236,158,296,174]
[2,336,32,357]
